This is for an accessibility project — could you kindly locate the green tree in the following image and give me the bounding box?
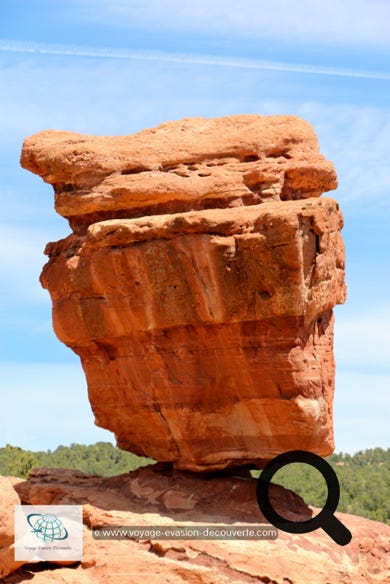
[1,444,38,478]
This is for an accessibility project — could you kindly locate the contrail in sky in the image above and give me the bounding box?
[1,39,390,81]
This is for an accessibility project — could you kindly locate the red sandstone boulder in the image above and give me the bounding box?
[21,115,346,471]
[20,115,337,232]
[0,476,25,579]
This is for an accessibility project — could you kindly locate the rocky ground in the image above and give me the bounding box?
[1,465,389,583]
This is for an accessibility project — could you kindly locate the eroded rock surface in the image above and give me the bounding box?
[3,466,389,583]
[21,115,346,471]
[0,477,24,579]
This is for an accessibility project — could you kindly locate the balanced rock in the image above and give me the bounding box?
[21,115,346,471]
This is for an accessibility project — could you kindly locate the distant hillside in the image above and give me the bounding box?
[0,442,154,479]
[251,447,390,525]
[1,443,389,525]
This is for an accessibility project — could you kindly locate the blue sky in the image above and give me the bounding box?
[1,0,389,454]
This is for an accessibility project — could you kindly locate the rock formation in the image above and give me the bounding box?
[21,115,346,471]
[0,476,24,579]
[2,466,389,583]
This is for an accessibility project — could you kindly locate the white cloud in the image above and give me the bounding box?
[297,103,390,205]
[1,40,390,80]
[77,0,390,50]
[0,40,388,457]
[238,100,390,206]
[2,50,390,208]
[0,52,219,146]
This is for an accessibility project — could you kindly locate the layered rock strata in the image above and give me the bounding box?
[4,466,389,583]
[21,115,346,471]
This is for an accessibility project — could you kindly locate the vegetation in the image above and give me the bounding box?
[0,442,154,479]
[1,443,389,525]
[251,447,390,525]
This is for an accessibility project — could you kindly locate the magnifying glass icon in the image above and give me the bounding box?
[256,450,352,546]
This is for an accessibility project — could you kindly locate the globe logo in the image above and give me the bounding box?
[27,513,69,543]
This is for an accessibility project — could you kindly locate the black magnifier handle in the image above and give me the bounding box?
[321,513,352,546]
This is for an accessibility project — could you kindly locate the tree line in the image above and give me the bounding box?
[1,443,388,525]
